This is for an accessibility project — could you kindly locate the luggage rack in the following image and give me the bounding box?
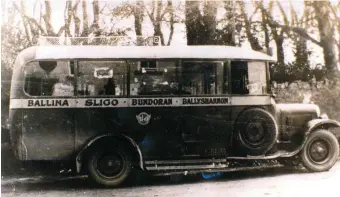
[37,36,161,46]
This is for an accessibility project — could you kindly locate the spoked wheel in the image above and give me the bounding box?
[300,129,339,172]
[87,145,132,187]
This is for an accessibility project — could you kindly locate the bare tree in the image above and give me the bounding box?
[134,1,144,37]
[260,0,339,80]
[145,0,177,45]
[239,1,263,51]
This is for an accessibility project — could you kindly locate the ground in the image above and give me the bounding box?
[2,162,340,197]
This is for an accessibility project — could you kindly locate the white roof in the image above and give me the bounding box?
[24,45,275,62]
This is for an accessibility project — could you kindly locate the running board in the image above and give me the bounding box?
[146,164,228,171]
[145,159,227,171]
[152,164,282,176]
[227,149,301,160]
[145,158,226,165]
[144,149,301,171]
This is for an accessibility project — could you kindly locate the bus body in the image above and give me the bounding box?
[9,45,340,187]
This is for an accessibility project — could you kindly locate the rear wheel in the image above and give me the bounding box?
[300,129,339,172]
[87,145,132,187]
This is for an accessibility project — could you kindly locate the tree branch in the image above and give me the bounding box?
[42,0,55,35]
[81,0,89,36]
[269,20,322,46]
[14,1,33,45]
[260,1,321,46]
[146,10,155,23]
[166,0,174,46]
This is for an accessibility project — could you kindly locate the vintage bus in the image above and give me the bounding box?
[9,45,340,187]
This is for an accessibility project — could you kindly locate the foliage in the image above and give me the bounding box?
[270,62,327,83]
[274,80,340,121]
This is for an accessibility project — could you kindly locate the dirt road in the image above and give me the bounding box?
[2,162,340,197]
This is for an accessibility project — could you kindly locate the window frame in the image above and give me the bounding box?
[76,60,128,98]
[23,60,77,98]
[23,58,271,98]
[180,60,229,96]
[229,60,270,96]
[128,60,180,97]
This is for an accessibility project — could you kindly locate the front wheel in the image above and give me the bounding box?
[300,129,339,172]
[87,145,132,187]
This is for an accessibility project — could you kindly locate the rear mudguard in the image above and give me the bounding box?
[75,134,143,173]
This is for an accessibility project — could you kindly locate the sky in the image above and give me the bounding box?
[2,0,338,67]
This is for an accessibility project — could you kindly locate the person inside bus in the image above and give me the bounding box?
[138,70,155,95]
[52,75,74,97]
[103,78,121,96]
[130,77,140,95]
[103,78,116,95]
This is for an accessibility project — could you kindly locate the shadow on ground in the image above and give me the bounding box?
[2,164,308,193]
[1,142,310,193]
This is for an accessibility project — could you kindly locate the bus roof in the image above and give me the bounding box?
[18,45,276,63]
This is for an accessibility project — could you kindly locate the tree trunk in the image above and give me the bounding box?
[202,1,217,45]
[185,0,203,45]
[154,0,165,45]
[64,1,72,37]
[275,36,285,66]
[312,1,338,80]
[91,0,100,35]
[72,1,81,37]
[81,0,89,36]
[295,37,310,80]
[43,0,54,35]
[134,1,143,37]
[239,1,263,51]
[167,0,174,46]
[19,0,33,45]
[261,10,270,52]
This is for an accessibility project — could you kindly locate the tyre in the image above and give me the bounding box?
[300,129,339,172]
[234,108,278,156]
[87,144,132,187]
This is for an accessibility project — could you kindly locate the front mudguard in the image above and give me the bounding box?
[306,119,340,136]
[288,119,340,158]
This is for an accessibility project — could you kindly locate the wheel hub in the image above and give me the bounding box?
[96,153,124,178]
[244,122,266,145]
[309,140,330,163]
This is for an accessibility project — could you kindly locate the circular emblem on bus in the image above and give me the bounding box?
[136,112,151,125]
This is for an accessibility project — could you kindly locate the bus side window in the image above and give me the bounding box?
[129,61,178,96]
[181,61,227,95]
[24,61,75,97]
[77,61,127,96]
[230,61,267,95]
[231,61,249,94]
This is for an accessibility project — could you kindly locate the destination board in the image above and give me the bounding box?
[9,96,271,109]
